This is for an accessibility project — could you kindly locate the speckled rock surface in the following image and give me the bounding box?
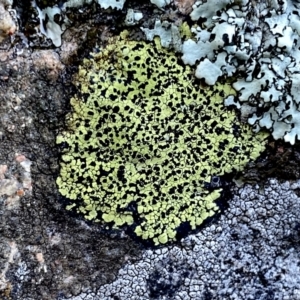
[0,12,142,300]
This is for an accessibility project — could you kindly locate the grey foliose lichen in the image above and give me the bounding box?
[182,0,300,144]
[68,179,300,299]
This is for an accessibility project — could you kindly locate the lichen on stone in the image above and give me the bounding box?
[56,32,267,245]
[183,0,300,144]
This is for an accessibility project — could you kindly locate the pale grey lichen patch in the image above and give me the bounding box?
[195,57,223,85]
[125,9,143,26]
[96,0,126,10]
[34,1,69,47]
[141,20,182,52]
[150,0,171,9]
[63,0,93,9]
[64,0,126,9]
[70,179,300,299]
[190,0,232,27]
[182,0,300,144]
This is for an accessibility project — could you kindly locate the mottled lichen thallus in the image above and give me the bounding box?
[56,32,267,245]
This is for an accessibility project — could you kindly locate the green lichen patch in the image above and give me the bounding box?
[56,34,268,245]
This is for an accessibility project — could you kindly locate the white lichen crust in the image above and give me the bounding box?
[182,0,300,144]
[69,179,300,299]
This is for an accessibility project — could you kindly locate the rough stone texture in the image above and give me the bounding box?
[174,0,195,15]
[0,18,142,300]
[0,0,17,43]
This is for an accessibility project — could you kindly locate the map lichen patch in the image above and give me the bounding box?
[56,34,267,245]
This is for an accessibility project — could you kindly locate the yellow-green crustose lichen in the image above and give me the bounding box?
[56,33,268,245]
